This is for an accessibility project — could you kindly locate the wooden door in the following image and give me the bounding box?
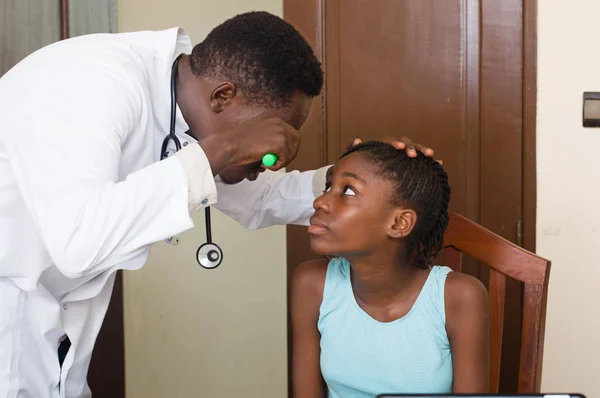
[284,0,537,393]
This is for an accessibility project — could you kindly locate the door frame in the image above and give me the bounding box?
[284,0,538,393]
[522,0,537,255]
[59,1,126,396]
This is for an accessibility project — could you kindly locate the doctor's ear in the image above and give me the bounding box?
[210,82,237,113]
[388,209,417,239]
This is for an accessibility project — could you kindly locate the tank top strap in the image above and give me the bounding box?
[420,265,452,325]
[319,257,352,319]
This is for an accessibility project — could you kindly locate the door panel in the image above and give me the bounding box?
[324,0,466,213]
[285,0,531,392]
[480,1,524,389]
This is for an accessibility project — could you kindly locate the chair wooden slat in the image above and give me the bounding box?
[517,282,549,392]
[442,212,551,393]
[488,268,506,393]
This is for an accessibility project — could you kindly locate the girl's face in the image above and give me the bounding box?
[309,152,415,257]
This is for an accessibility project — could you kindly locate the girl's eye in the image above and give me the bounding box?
[343,186,357,196]
[323,183,331,193]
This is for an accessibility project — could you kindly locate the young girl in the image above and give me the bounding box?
[291,141,489,397]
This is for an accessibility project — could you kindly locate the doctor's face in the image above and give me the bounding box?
[218,92,313,185]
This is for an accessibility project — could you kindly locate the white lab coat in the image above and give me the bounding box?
[0,28,325,397]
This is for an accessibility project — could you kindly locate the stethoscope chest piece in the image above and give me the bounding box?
[196,242,223,269]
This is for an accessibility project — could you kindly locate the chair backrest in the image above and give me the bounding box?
[442,212,551,393]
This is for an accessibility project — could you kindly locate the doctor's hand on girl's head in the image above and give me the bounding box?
[352,136,442,165]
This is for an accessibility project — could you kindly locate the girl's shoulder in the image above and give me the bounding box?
[291,258,330,302]
[444,271,489,324]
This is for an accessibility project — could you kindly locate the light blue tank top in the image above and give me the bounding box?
[318,258,453,397]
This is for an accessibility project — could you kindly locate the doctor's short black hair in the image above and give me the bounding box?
[190,11,323,108]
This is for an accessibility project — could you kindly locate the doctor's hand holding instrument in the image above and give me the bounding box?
[197,112,299,175]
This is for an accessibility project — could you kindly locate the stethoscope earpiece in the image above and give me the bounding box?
[196,242,223,269]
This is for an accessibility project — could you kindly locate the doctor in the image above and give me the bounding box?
[0,11,433,398]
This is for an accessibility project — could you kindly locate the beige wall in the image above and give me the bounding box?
[118,1,287,397]
[537,1,600,396]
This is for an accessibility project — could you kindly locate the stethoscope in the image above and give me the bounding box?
[161,54,223,269]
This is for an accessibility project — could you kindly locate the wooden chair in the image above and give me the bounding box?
[442,212,551,393]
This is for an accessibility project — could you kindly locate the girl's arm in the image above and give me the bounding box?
[445,272,490,392]
[291,259,328,398]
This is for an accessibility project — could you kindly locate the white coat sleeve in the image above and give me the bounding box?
[213,165,330,230]
[2,68,214,279]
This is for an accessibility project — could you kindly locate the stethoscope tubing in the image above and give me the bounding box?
[162,54,223,269]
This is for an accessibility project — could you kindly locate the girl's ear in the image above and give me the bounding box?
[388,209,417,239]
